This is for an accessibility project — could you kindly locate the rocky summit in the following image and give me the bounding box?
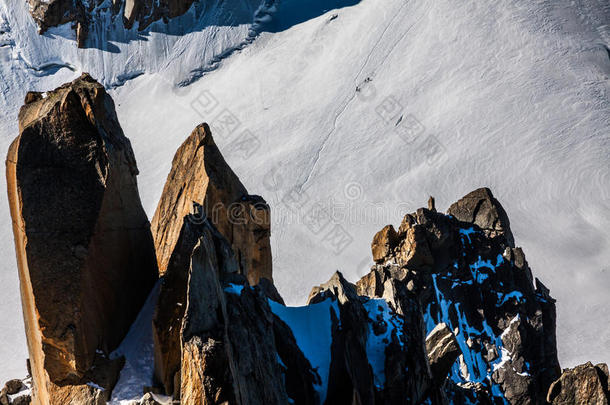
[5,76,608,404]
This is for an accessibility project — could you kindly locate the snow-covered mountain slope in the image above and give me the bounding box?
[0,0,608,384]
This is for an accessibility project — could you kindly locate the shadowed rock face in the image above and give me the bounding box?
[172,214,316,404]
[547,362,609,405]
[311,270,439,404]
[6,73,157,405]
[370,189,560,404]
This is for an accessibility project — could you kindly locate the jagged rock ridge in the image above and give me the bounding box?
[368,188,561,403]
[26,0,274,47]
[5,75,608,405]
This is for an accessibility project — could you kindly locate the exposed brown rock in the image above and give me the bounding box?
[150,123,271,285]
[425,323,461,386]
[547,362,609,405]
[26,0,84,36]
[6,73,157,404]
[12,396,32,405]
[26,0,201,47]
[371,225,399,263]
[153,209,208,397]
[138,392,174,405]
[447,187,515,247]
[369,214,435,271]
[395,223,434,270]
[3,380,24,396]
[152,122,272,396]
[179,221,311,404]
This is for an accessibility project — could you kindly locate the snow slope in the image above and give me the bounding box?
[0,0,609,384]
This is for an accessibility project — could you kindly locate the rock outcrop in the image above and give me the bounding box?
[150,123,271,283]
[151,123,272,395]
[6,75,604,405]
[26,0,203,47]
[547,362,609,405]
[165,211,316,404]
[0,378,31,405]
[311,270,439,404]
[447,187,515,247]
[370,188,561,403]
[426,323,461,387]
[169,217,437,405]
[158,186,567,404]
[371,225,398,263]
[6,73,157,405]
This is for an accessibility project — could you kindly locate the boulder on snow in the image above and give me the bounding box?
[11,396,31,405]
[547,362,609,405]
[6,73,157,404]
[3,380,24,396]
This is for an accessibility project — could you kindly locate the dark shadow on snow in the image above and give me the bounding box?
[41,0,360,52]
[262,0,360,33]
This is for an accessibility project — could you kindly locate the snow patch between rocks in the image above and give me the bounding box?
[268,298,339,403]
[109,282,160,404]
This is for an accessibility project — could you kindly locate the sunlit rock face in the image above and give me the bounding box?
[150,123,271,284]
[547,362,610,405]
[151,123,272,396]
[6,73,157,405]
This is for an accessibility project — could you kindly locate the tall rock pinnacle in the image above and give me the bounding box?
[6,73,158,405]
[150,123,272,285]
[151,124,273,395]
